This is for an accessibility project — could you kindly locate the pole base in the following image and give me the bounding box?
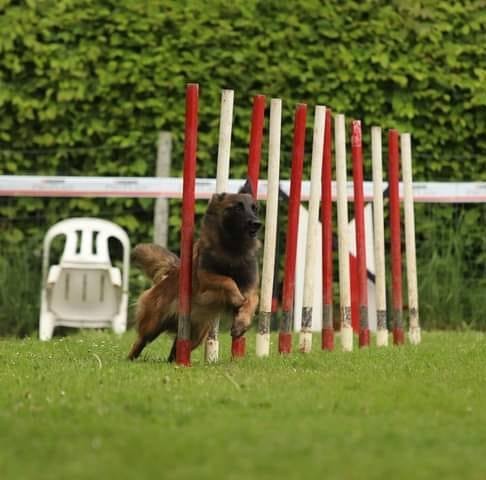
[278,331,292,354]
[359,329,370,348]
[393,327,405,345]
[175,338,191,366]
[376,329,389,347]
[256,332,270,357]
[231,336,246,359]
[341,324,354,352]
[408,326,421,345]
[205,338,219,363]
[299,331,312,353]
[321,328,334,351]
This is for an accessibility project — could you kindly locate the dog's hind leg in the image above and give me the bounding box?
[128,322,166,361]
[167,337,177,363]
[128,336,148,360]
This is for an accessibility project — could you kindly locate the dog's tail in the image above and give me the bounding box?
[131,243,180,283]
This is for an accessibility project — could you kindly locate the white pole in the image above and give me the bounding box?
[256,98,282,357]
[299,105,326,353]
[215,90,234,193]
[371,126,389,347]
[401,133,421,345]
[335,114,353,351]
[205,89,234,363]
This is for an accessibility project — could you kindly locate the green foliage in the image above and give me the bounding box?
[0,0,485,331]
[416,205,486,329]
[0,240,41,336]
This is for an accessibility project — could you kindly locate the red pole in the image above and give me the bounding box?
[279,103,307,354]
[388,129,405,345]
[176,83,198,366]
[351,120,370,347]
[321,108,334,351]
[232,94,266,358]
[247,94,266,197]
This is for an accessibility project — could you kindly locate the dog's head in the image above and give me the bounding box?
[207,178,262,240]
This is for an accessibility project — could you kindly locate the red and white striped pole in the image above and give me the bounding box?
[351,120,370,348]
[176,83,199,366]
[256,98,282,357]
[299,105,326,353]
[335,114,353,351]
[205,89,234,363]
[232,94,265,358]
[278,104,307,354]
[388,129,405,345]
[401,133,421,345]
[371,126,389,347]
[321,108,334,351]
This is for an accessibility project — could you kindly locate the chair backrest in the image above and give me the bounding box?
[49,267,121,320]
[42,218,130,290]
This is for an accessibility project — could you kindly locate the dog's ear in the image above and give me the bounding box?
[208,193,226,207]
[238,177,254,196]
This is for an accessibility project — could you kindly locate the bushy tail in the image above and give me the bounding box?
[131,244,180,283]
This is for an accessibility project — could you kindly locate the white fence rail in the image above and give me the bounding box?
[1,176,486,202]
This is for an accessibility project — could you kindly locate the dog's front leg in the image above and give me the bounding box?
[197,270,245,307]
[231,288,259,338]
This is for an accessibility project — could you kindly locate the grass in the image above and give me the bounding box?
[1,330,486,480]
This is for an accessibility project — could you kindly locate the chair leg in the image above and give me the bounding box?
[112,313,126,335]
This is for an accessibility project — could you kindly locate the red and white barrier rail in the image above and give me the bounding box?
[2,176,485,203]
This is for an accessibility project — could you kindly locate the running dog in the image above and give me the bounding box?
[128,179,261,361]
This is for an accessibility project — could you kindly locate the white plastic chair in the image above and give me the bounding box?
[39,218,130,340]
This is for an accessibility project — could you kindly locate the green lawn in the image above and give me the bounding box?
[1,330,485,480]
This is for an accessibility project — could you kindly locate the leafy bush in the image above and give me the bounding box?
[1,0,485,333]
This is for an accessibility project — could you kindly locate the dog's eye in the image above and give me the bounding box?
[251,204,258,213]
[236,202,245,211]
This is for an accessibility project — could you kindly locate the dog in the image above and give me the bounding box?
[128,179,261,362]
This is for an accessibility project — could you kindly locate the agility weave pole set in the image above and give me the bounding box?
[176,83,421,366]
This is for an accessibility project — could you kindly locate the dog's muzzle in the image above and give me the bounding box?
[248,220,262,237]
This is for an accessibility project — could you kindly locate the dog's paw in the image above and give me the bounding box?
[231,311,251,338]
[231,321,248,338]
[229,291,246,308]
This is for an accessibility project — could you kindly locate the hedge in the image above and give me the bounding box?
[0,0,485,329]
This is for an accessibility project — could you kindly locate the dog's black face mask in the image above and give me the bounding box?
[207,178,262,242]
[223,194,261,238]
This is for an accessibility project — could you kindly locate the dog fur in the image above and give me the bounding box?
[128,180,261,361]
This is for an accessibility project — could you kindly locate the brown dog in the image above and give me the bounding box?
[128,180,261,361]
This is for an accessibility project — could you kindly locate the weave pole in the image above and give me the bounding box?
[299,105,326,353]
[401,133,421,345]
[247,94,266,195]
[388,129,405,345]
[176,83,199,366]
[335,114,353,351]
[278,104,307,354]
[351,120,370,348]
[232,94,265,358]
[205,89,234,363]
[321,108,334,351]
[371,127,389,347]
[256,98,282,357]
